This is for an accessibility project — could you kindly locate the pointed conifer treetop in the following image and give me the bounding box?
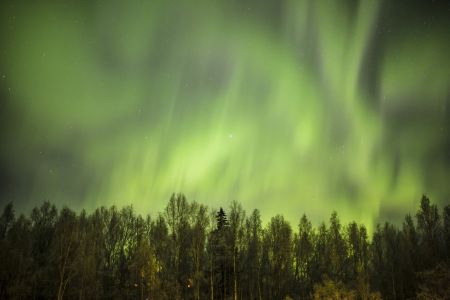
[216,207,229,230]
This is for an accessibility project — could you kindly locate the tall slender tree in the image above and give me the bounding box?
[417,195,443,268]
[228,200,245,300]
[294,214,314,297]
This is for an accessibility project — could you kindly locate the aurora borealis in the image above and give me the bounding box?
[1,0,449,230]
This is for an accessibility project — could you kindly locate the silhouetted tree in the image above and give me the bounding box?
[52,207,80,300]
[228,200,245,300]
[243,209,262,300]
[211,207,231,300]
[294,214,314,297]
[30,201,58,298]
[266,215,293,299]
[417,195,443,268]
[190,202,209,300]
[327,212,347,282]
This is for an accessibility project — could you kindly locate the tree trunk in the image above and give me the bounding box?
[195,246,200,300]
[223,263,226,300]
[391,266,397,300]
[141,273,144,300]
[257,267,262,300]
[78,271,84,300]
[210,256,214,300]
[57,281,63,300]
[233,250,237,300]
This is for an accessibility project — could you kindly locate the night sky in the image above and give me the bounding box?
[1,0,450,231]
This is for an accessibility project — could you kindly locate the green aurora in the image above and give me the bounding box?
[1,0,450,231]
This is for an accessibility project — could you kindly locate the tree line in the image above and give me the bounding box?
[0,194,449,299]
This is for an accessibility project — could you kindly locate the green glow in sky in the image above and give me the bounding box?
[1,0,450,230]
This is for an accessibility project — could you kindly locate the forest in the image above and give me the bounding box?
[0,195,449,300]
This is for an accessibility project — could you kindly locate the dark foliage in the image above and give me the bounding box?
[0,193,449,299]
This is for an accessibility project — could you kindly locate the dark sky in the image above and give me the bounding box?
[1,0,449,230]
